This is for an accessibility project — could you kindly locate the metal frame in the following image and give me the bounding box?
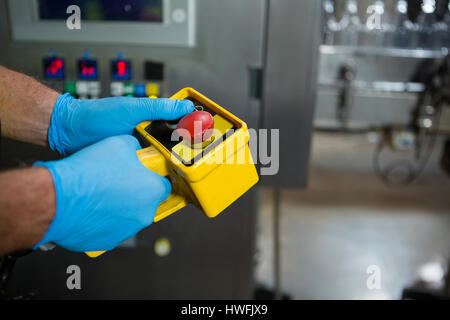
[261,0,322,188]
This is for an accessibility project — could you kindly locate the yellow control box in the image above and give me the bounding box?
[86,88,259,258]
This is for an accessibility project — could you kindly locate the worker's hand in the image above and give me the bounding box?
[33,135,171,252]
[48,93,194,155]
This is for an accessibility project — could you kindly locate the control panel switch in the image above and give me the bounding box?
[76,81,89,96]
[146,83,160,97]
[134,83,147,97]
[110,82,124,97]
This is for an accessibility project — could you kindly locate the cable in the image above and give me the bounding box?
[373,148,417,188]
[373,108,442,188]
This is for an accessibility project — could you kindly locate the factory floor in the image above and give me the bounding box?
[255,132,450,300]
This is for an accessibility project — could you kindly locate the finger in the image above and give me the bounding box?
[111,135,141,151]
[137,98,194,121]
[143,170,172,203]
[158,176,172,202]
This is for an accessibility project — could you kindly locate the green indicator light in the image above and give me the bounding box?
[124,83,134,95]
[64,81,77,95]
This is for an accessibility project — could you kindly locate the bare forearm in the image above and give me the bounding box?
[0,167,56,255]
[0,65,59,147]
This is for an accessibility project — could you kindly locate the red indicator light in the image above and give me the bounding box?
[111,59,131,80]
[81,62,95,76]
[117,61,127,76]
[46,59,64,75]
[78,59,98,80]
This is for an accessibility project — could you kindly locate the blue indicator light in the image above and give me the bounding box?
[134,83,147,97]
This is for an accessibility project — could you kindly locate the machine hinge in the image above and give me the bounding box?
[249,66,264,100]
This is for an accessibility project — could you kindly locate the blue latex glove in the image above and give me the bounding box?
[49,93,194,155]
[34,135,171,252]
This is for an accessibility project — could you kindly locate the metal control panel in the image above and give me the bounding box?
[41,52,167,100]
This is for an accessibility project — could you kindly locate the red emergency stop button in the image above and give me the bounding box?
[176,111,214,144]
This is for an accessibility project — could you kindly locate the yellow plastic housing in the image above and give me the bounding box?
[135,87,259,219]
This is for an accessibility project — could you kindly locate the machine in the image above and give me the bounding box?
[317,0,450,187]
[0,0,319,299]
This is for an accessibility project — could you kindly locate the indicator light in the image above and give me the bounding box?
[78,59,98,80]
[44,57,65,79]
[134,83,147,97]
[111,59,131,81]
[110,82,124,96]
[123,83,134,96]
[76,81,89,99]
[64,81,77,96]
[146,83,160,97]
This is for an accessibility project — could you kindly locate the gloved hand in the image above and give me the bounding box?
[33,135,170,252]
[48,93,194,155]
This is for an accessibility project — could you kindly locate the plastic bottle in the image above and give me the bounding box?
[336,0,361,46]
[391,0,415,48]
[416,0,438,49]
[323,0,340,45]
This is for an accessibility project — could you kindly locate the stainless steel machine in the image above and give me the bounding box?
[317,0,450,187]
[0,0,320,299]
